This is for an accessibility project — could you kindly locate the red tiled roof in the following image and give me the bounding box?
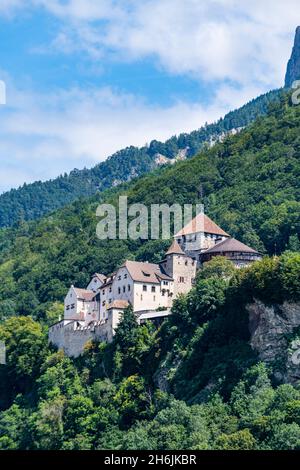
[203,237,259,254]
[175,213,230,237]
[107,300,130,310]
[123,260,173,284]
[74,288,96,301]
[166,240,186,255]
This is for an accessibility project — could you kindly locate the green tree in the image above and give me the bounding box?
[0,317,47,404]
[216,429,257,450]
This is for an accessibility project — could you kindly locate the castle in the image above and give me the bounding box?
[49,213,261,357]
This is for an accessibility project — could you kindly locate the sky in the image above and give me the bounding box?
[0,0,299,194]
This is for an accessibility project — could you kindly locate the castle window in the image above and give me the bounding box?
[118,287,121,294]
[66,305,70,310]
[71,304,75,308]
[143,285,147,292]
[163,281,168,286]
[102,290,105,295]
[102,301,105,306]
[123,286,126,293]
[128,284,131,291]
[151,286,156,292]
[153,295,156,301]
[109,287,112,293]
[185,260,188,265]
[179,277,185,283]
[124,274,128,279]
[118,275,121,281]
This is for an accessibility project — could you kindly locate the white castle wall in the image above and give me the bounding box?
[49,310,121,357]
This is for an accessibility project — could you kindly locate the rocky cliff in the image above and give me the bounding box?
[285,26,300,87]
[248,300,300,384]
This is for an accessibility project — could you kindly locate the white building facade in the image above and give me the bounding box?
[49,213,260,357]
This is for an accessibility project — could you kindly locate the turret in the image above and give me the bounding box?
[160,240,196,296]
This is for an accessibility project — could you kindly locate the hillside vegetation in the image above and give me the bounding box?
[0,253,300,450]
[0,91,298,322]
[0,89,281,228]
[0,91,300,450]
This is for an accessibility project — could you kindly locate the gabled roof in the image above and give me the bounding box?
[203,237,259,254]
[175,213,230,237]
[101,273,116,288]
[166,239,186,255]
[93,273,106,284]
[122,260,173,284]
[107,300,130,310]
[74,288,96,301]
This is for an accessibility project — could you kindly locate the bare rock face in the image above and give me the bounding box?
[285,26,300,88]
[248,300,300,383]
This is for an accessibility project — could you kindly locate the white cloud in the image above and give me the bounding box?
[0,0,24,15]
[1,1,299,87]
[0,77,265,193]
[1,0,296,88]
[0,1,299,192]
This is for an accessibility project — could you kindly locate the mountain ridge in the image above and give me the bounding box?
[285,26,300,87]
[0,88,282,228]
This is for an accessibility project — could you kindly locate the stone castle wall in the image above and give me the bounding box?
[49,312,118,357]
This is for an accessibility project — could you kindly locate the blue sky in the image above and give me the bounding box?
[0,0,299,193]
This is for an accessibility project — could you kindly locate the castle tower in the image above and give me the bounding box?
[160,240,197,297]
[174,212,230,261]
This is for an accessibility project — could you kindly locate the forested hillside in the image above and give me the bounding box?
[0,252,300,450]
[0,91,300,450]
[0,91,298,322]
[0,89,281,228]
